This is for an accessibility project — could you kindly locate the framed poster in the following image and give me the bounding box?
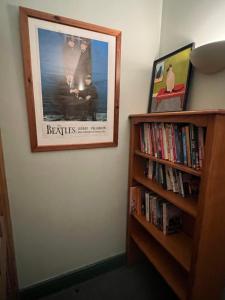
[148,43,194,113]
[20,7,121,151]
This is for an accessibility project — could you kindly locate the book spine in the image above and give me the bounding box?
[152,197,157,225]
[148,123,152,156]
[182,127,188,165]
[162,165,167,189]
[165,166,172,191]
[175,170,181,195]
[143,123,147,153]
[162,123,168,160]
[152,123,157,157]
[156,124,162,158]
[190,124,196,168]
[145,192,150,222]
[141,190,145,215]
[174,125,181,163]
[147,160,153,179]
[156,199,161,229]
[149,196,152,223]
[159,124,164,159]
[165,124,171,161]
[155,162,159,183]
[185,125,192,167]
[168,167,175,192]
[150,195,154,223]
[171,124,177,162]
[129,187,136,214]
[194,126,200,170]
[145,123,149,154]
[198,127,204,169]
[168,125,174,162]
[179,172,185,197]
[173,169,179,193]
[136,188,141,216]
[163,202,167,235]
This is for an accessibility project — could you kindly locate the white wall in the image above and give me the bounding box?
[0,0,162,288]
[160,0,225,110]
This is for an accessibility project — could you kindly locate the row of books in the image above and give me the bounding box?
[139,122,206,169]
[145,160,200,197]
[130,186,182,235]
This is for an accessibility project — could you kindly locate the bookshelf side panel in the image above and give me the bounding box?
[189,115,225,300]
[127,120,142,264]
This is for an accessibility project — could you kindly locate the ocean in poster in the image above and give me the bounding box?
[38,28,108,122]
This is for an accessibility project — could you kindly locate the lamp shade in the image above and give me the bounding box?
[190,41,225,74]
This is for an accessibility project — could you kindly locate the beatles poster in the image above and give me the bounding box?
[20,7,121,151]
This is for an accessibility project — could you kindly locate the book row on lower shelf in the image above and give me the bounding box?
[130,186,182,235]
[139,122,206,169]
[145,159,200,198]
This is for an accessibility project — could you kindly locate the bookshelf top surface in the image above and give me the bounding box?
[129,109,225,118]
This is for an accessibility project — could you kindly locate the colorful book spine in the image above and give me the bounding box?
[190,124,196,168]
[185,125,192,167]
[165,124,171,161]
[182,127,188,165]
[159,124,164,159]
[171,125,177,162]
[198,127,205,168]
[152,123,157,157]
[194,126,200,169]
[168,125,174,162]
[145,192,150,222]
[174,125,181,163]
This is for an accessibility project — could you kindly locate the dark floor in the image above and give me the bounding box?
[40,262,178,300]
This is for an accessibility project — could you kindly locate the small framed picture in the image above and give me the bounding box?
[20,7,121,151]
[148,43,194,113]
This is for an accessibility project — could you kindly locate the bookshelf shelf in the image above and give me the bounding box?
[127,110,225,300]
[132,214,192,272]
[133,174,197,218]
[134,150,202,177]
[131,229,187,300]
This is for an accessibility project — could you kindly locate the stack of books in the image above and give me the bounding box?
[145,160,200,197]
[139,123,206,169]
[130,187,182,235]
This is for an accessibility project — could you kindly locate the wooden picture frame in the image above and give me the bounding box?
[148,43,194,113]
[20,7,121,152]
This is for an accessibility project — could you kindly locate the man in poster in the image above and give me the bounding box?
[63,35,81,85]
[71,74,98,121]
[57,36,93,121]
[73,38,92,91]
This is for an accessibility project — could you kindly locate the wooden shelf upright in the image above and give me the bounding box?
[127,110,225,300]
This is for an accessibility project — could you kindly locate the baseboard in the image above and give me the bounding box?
[19,253,126,299]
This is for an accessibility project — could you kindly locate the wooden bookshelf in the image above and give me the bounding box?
[127,110,225,300]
